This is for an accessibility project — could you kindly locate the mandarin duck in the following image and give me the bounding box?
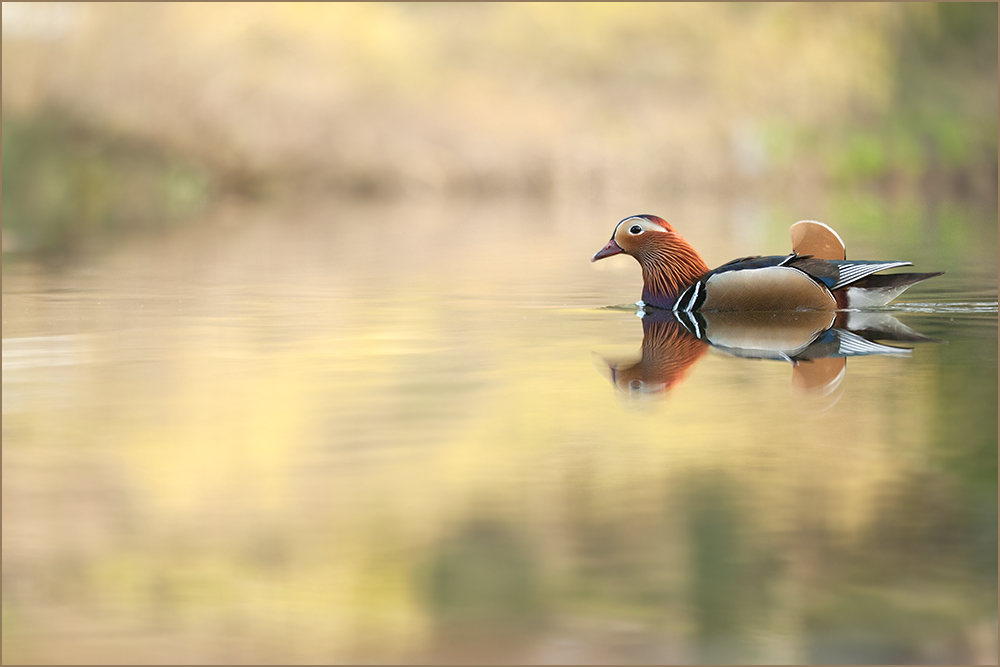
[592,216,943,311]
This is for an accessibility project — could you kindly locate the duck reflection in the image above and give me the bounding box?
[599,308,935,406]
[602,312,710,396]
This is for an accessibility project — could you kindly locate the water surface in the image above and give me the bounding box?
[3,196,997,664]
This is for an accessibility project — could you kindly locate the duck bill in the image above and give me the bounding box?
[592,239,624,262]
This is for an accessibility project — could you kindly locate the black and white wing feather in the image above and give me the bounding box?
[829,261,913,290]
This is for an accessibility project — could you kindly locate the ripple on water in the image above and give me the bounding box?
[889,301,999,315]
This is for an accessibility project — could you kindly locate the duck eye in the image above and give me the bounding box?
[629,225,642,235]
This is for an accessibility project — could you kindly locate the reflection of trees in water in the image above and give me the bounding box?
[423,519,543,662]
[806,470,996,663]
[684,473,753,664]
[422,441,996,663]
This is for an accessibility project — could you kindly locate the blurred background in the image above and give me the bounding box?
[2,3,997,664]
[2,2,997,254]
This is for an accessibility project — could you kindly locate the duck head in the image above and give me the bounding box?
[592,215,710,309]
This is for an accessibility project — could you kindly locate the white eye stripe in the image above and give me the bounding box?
[615,217,669,236]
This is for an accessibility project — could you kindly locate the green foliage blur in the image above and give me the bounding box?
[2,109,212,254]
[427,521,543,641]
[1,3,996,255]
[821,3,997,192]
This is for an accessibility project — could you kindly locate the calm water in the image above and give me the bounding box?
[3,196,997,664]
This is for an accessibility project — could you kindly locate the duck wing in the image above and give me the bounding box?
[674,255,837,312]
[787,257,913,290]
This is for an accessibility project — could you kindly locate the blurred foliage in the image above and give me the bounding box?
[1,2,997,254]
[931,339,999,493]
[930,332,999,591]
[425,520,543,641]
[683,474,753,663]
[2,108,212,254]
[816,3,998,193]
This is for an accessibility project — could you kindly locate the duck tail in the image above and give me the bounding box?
[838,271,945,308]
